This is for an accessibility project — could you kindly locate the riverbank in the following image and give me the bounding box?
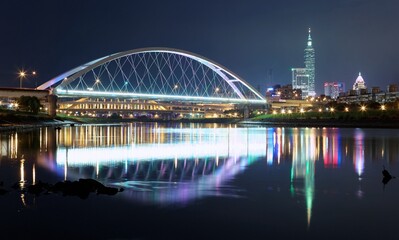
[0,111,75,132]
[1,110,399,133]
[249,110,399,128]
[240,118,399,128]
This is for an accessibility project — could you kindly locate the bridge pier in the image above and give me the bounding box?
[243,105,250,119]
[47,94,58,117]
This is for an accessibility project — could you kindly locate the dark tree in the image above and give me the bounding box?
[17,96,42,114]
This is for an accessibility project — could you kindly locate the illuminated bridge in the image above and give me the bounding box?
[38,48,266,118]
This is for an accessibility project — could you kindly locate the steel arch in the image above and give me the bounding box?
[38,47,266,104]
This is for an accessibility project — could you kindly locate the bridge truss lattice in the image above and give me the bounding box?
[38,48,266,104]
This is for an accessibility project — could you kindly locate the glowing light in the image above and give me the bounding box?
[55,89,267,104]
[330,108,335,112]
[360,106,366,111]
[32,164,36,185]
[18,70,27,88]
[272,110,277,114]
[345,107,349,112]
[56,128,268,166]
[288,109,292,114]
[318,108,322,112]
[381,105,386,111]
[354,129,365,177]
[20,159,25,189]
[300,108,304,113]
[281,109,286,114]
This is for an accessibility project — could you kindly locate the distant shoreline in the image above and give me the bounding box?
[1,115,398,133]
[240,118,399,129]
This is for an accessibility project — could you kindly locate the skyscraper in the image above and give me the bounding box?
[292,68,309,97]
[292,28,316,99]
[304,28,315,97]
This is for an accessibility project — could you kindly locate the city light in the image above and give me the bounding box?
[17,70,38,88]
[330,107,335,112]
[360,106,366,112]
[318,108,322,112]
[55,89,267,104]
[281,109,286,114]
[381,105,386,111]
[300,108,304,113]
[18,70,27,88]
[345,107,349,112]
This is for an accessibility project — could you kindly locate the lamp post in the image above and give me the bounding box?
[19,71,26,89]
[18,70,37,88]
[32,71,37,88]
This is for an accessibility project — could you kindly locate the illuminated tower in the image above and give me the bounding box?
[304,28,315,96]
[353,72,367,90]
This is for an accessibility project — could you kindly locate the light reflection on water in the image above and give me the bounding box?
[51,124,266,204]
[2,124,399,227]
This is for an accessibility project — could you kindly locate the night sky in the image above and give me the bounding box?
[1,0,398,94]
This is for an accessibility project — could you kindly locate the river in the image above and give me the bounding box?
[0,123,398,239]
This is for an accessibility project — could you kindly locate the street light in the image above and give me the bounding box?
[18,71,26,88]
[32,71,37,87]
[18,70,37,88]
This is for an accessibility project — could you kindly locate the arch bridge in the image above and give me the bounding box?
[38,48,266,118]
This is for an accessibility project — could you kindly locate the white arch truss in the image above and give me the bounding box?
[38,47,266,104]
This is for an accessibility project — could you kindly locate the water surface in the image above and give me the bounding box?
[0,123,398,239]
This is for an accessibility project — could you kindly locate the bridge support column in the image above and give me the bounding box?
[47,94,58,117]
[243,105,250,119]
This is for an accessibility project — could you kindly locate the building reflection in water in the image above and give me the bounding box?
[0,124,397,219]
[290,128,316,228]
[354,129,365,179]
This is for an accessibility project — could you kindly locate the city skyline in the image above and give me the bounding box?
[0,0,398,95]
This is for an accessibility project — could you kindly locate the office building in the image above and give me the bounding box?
[324,82,345,99]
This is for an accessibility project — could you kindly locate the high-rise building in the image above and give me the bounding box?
[304,28,315,96]
[324,82,345,99]
[292,68,309,97]
[352,72,367,91]
[292,28,316,98]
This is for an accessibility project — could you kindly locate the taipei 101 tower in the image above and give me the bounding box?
[304,28,315,96]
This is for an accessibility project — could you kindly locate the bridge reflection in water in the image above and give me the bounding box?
[45,123,268,204]
[4,124,389,225]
